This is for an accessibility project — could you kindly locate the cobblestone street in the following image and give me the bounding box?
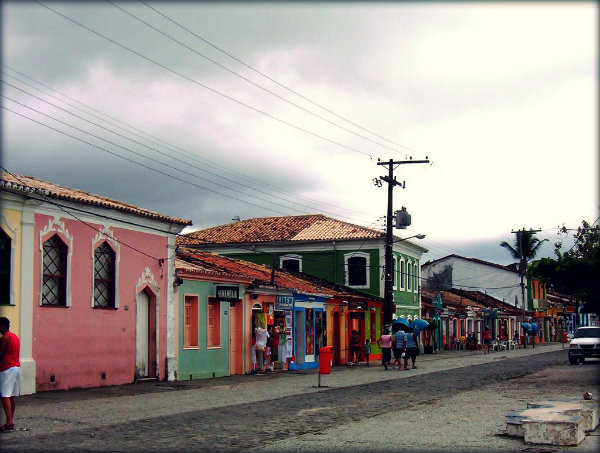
[2,344,598,452]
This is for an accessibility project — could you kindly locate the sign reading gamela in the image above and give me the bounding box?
[217,286,239,303]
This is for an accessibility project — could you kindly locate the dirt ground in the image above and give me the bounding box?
[258,361,600,453]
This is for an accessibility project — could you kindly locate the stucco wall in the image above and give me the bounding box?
[177,280,232,380]
[32,214,170,391]
[422,257,523,306]
[0,207,22,332]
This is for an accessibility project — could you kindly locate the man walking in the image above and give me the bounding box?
[392,328,407,370]
[0,317,20,432]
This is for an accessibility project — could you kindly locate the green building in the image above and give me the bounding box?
[178,214,427,321]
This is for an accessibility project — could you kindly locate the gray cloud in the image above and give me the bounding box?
[2,1,596,257]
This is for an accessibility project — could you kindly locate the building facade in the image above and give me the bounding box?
[178,215,427,322]
[0,173,190,392]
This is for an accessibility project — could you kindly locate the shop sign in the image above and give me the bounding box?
[276,295,294,310]
[216,286,239,304]
[483,309,498,319]
[457,313,467,319]
[348,301,365,311]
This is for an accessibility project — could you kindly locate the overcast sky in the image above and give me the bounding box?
[1,1,597,264]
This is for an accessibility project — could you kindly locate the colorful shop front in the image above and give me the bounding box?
[245,288,327,371]
[290,293,327,370]
[245,288,297,373]
[325,296,383,365]
[175,254,251,380]
[250,274,382,369]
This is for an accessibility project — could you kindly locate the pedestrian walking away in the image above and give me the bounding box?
[403,326,419,370]
[393,328,407,370]
[0,317,20,432]
[377,329,393,370]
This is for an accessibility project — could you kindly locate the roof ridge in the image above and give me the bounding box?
[1,172,191,225]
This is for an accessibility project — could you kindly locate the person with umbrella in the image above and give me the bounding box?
[392,327,407,370]
[403,326,419,370]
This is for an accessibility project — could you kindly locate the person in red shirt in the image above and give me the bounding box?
[0,317,20,432]
[483,326,491,354]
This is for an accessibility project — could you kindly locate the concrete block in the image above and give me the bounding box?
[506,397,598,445]
[527,399,598,431]
[506,422,524,437]
[522,416,585,446]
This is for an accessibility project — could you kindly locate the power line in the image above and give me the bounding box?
[33,1,379,159]
[1,103,301,216]
[107,0,411,159]
[1,174,521,293]
[139,0,426,158]
[1,81,368,221]
[0,168,164,262]
[1,65,363,218]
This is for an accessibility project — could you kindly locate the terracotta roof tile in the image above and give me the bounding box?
[1,172,191,226]
[177,214,383,246]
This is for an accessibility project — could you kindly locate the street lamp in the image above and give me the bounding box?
[394,234,426,243]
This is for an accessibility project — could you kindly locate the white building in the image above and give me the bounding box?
[421,255,525,309]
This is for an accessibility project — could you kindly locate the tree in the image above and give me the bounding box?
[531,220,600,315]
[500,230,548,318]
[500,230,548,275]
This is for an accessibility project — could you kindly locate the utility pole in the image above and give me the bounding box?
[377,158,429,330]
[511,227,541,349]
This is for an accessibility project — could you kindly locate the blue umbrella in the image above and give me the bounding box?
[521,322,531,330]
[530,323,539,335]
[393,318,410,332]
[411,318,429,334]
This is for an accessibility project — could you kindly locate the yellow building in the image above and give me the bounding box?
[0,189,36,394]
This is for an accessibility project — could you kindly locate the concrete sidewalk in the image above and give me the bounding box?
[11,342,566,437]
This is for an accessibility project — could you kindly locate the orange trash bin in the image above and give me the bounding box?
[319,346,333,374]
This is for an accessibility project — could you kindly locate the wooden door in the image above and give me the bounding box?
[229,302,242,375]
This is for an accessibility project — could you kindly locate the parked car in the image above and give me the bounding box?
[568,326,600,364]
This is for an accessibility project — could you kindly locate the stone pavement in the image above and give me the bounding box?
[7,342,566,439]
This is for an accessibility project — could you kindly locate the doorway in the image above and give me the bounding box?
[347,311,365,361]
[294,310,304,365]
[136,288,156,379]
[333,311,341,365]
[229,301,243,375]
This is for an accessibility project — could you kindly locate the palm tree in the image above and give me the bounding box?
[500,230,548,274]
[500,230,548,345]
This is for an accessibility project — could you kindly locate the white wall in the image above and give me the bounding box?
[422,256,525,308]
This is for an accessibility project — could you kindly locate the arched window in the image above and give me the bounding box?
[42,234,67,306]
[400,260,405,290]
[94,242,116,308]
[0,229,10,304]
[414,264,419,292]
[344,252,369,288]
[407,263,412,291]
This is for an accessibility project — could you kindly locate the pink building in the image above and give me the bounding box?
[1,173,190,392]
